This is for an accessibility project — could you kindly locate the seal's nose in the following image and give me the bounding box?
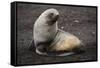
[48,14,59,25]
[54,14,59,21]
[56,14,59,18]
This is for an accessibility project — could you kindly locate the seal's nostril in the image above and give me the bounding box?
[57,15,59,17]
[56,14,59,18]
[55,15,59,20]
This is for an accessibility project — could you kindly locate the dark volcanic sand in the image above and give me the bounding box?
[16,3,97,65]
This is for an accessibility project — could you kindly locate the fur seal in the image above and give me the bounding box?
[33,8,84,56]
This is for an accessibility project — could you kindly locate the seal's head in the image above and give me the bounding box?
[40,8,59,25]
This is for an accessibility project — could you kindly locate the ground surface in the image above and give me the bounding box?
[16,3,97,65]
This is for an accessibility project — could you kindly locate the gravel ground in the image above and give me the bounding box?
[16,2,97,65]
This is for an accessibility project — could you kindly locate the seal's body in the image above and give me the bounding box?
[34,9,59,54]
[33,8,84,56]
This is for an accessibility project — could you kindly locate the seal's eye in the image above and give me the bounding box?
[50,13,54,16]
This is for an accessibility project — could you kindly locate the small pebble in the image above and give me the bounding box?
[74,20,79,23]
[78,32,81,35]
[92,32,95,35]
[61,26,64,29]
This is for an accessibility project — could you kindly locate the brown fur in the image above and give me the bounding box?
[47,29,82,53]
[51,33,81,51]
